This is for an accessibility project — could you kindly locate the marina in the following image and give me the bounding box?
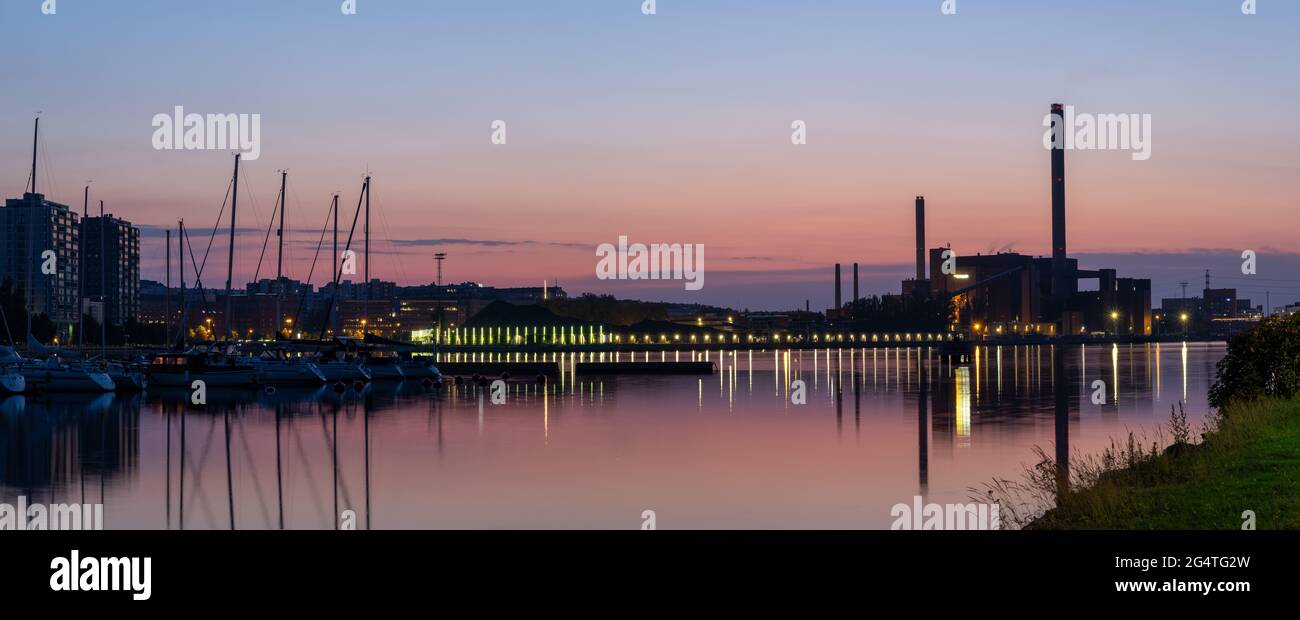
[0,342,1225,529]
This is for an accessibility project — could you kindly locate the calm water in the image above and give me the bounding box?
[0,343,1224,529]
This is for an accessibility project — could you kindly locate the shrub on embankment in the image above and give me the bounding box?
[1208,311,1300,411]
[987,313,1300,529]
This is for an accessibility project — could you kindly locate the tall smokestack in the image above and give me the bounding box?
[834,263,842,310]
[853,263,859,303]
[1050,103,1068,320]
[915,196,926,281]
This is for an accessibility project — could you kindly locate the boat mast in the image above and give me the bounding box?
[99,200,106,357]
[332,193,338,336]
[25,117,38,347]
[363,175,370,337]
[318,181,365,342]
[225,154,240,342]
[30,117,38,195]
[177,219,186,348]
[80,184,88,347]
[276,170,286,338]
[165,228,170,347]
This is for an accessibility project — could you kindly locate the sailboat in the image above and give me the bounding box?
[351,175,437,382]
[362,349,406,380]
[149,154,257,388]
[280,193,372,384]
[103,357,148,391]
[6,118,114,392]
[362,334,439,381]
[5,340,114,392]
[398,354,441,381]
[243,347,327,384]
[240,171,327,386]
[312,351,372,382]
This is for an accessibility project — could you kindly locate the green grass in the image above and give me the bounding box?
[1026,397,1300,529]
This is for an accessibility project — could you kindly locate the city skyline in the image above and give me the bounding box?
[1,1,1298,583]
[4,0,1297,310]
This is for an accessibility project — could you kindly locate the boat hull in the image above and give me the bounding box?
[110,371,147,391]
[399,361,441,380]
[149,369,257,388]
[20,367,115,392]
[0,372,25,395]
[250,361,327,385]
[317,361,371,382]
[365,364,406,380]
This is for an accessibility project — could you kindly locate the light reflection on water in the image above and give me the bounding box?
[0,343,1224,529]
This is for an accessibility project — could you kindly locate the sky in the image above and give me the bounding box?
[2,0,1297,311]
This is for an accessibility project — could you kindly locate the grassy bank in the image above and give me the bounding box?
[1025,397,1300,529]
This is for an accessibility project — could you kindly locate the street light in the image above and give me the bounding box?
[434,252,447,286]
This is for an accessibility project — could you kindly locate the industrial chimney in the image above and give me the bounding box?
[1050,103,1068,318]
[853,263,859,304]
[834,263,842,310]
[915,196,926,281]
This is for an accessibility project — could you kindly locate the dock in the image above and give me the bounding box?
[574,361,716,375]
[435,361,561,379]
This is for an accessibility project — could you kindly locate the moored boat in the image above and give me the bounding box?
[314,355,371,382]
[148,352,257,387]
[16,355,114,392]
[363,351,406,380]
[398,355,441,381]
[246,356,327,384]
[106,361,148,391]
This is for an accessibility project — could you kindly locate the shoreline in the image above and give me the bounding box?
[1026,396,1300,530]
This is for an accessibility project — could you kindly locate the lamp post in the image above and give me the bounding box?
[434,253,447,287]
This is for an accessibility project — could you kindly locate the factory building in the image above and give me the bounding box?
[890,104,1152,337]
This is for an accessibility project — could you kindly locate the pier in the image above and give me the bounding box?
[575,361,715,375]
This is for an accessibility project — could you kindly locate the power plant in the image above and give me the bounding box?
[832,103,1153,338]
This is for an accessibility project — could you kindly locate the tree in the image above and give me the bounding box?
[841,294,949,331]
[0,278,57,345]
[1208,312,1300,411]
[0,278,19,345]
[543,294,670,326]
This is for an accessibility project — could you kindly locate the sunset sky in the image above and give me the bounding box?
[3,0,1297,310]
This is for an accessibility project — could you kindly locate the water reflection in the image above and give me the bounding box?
[0,344,1224,529]
[1054,345,1074,497]
[0,393,139,507]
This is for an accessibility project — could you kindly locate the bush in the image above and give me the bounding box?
[1208,312,1300,411]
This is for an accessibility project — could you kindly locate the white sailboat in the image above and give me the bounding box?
[363,350,406,380]
[104,359,148,391]
[310,351,371,382]
[3,119,111,393]
[399,354,441,381]
[243,350,327,385]
[2,346,114,392]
